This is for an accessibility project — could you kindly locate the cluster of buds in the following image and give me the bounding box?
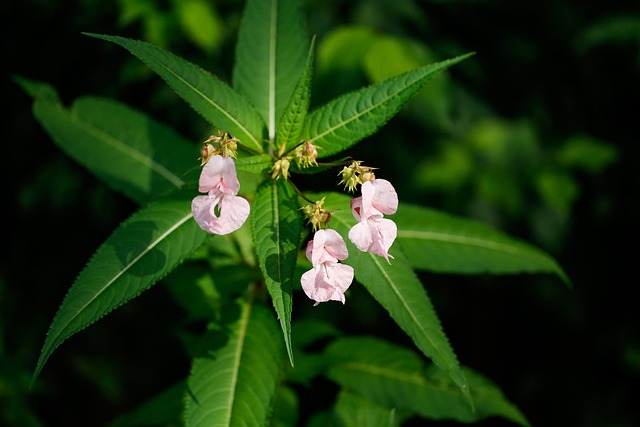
[271,158,291,180]
[293,140,319,169]
[271,141,320,180]
[301,197,333,231]
[338,160,377,192]
[199,131,239,165]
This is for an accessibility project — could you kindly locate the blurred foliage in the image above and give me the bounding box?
[3,0,638,426]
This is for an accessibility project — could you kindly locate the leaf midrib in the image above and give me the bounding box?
[50,212,194,348]
[268,0,278,141]
[70,111,185,188]
[307,69,427,144]
[97,34,264,152]
[337,361,461,395]
[224,299,252,426]
[397,230,542,259]
[331,214,451,370]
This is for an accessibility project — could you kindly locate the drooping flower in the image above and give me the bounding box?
[191,155,250,235]
[301,229,354,306]
[348,179,398,263]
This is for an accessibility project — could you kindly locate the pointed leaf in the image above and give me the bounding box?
[32,190,207,383]
[85,33,265,152]
[394,203,571,285]
[276,36,316,154]
[184,300,284,427]
[322,191,472,406]
[32,94,195,205]
[234,154,273,174]
[233,0,309,140]
[304,53,474,158]
[325,336,530,426]
[251,180,304,365]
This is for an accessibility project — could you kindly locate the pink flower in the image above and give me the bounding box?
[301,229,354,306]
[348,179,398,263]
[191,155,250,235]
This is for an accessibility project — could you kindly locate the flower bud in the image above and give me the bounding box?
[271,158,291,180]
[199,142,219,165]
[294,140,320,168]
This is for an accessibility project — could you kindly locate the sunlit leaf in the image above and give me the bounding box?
[31,94,195,205]
[303,53,474,158]
[32,191,207,384]
[322,192,472,407]
[251,179,304,365]
[277,36,316,154]
[85,33,265,152]
[184,300,284,427]
[233,0,308,141]
[393,203,571,285]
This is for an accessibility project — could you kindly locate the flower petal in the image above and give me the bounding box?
[198,155,240,195]
[350,196,363,222]
[191,193,249,235]
[371,179,398,215]
[348,221,374,252]
[348,217,397,263]
[301,262,354,306]
[367,217,397,263]
[308,229,349,266]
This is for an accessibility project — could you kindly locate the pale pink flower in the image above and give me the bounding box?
[348,179,398,263]
[191,155,250,235]
[301,229,354,306]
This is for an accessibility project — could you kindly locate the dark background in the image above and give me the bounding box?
[2,0,639,426]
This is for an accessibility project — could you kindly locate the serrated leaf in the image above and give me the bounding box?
[303,53,474,158]
[325,336,530,426]
[235,154,273,174]
[32,95,195,205]
[85,33,265,152]
[32,191,207,384]
[277,36,316,154]
[394,203,570,285]
[184,300,284,427]
[322,191,472,407]
[250,180,303,365]
[233,0,309,141]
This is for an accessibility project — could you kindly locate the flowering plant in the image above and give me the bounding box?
[20,0,570,425]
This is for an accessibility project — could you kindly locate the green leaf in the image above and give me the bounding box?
[276,36,316,154]
[394,203,571,285]
[322,191,472,407]
[184,299,284,427]
[85,33,265,152]
[334,391,399,427]
[233,0,309,141]
[32,191,207,384]
[269,385,299,427]
[14,76,61,103]
[234,154,274,174]
[325,336,530,426]
[303,53,474,158]
[251,179,304,366]
[32,94,195,205]
[107,381,185,427]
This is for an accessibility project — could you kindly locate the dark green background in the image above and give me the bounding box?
[2,0,638,426]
